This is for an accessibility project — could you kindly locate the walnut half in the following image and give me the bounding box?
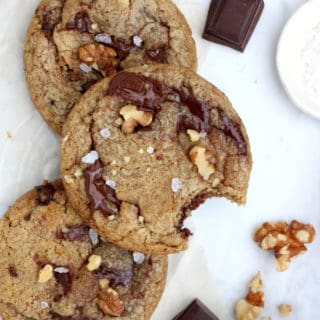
[254,220,315,271]
[97,282,124,317]
[79,43,118,76]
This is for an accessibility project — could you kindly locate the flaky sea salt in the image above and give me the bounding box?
[89,228,99,246]
[133,252,145,264]
[40,301,49,309]
[81,150,99,164]
[302,22,320,97]
[79,62,92,73]
[133,35,143,47]
[100,128,111,139]
[106,179,116,189]
[171,178,182,193]
[94,33,112,44]
[147,146,154,154]
[54,267,69,274]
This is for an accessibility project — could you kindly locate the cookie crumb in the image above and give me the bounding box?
[100,128,111,139]
[89,228,99,246]
[133,35,143,47]
[40,301,49,309]
[138,148,144,154]
[6,131,12,139]
[82,150,99,164]
[278,304,292,317]
[138,216,144,223]
[79,62,92,73]
[147,146,154,154]
[171,178,182,193]
[133,252,145,264]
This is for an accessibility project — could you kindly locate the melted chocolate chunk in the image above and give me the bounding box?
[175,87,212,133]
[50,312,95,320]
[84,160,121,216]
[8,265,18,277]
[56,224,90,241]
[216,108,247,155]
[54,269,73,296]
[108,72,168,113]
[95,265,133,287]
[81,80,98,93]
[36,183,55,205]
[66,12,91,33]
[146,47,167,63]
[173,299,219,320]
[42,11,52,31]
[108,72,248,155]
[108,38,138,60]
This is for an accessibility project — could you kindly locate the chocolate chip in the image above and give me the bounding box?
[56,224,90,241]
[54,269,73,296]
[42,11,52,31]
[24,212,32,221]
[66,12,91,33]
[145,47,167,63]
[81,80,98,93]
[83,160,121,216]
[95,265,133,287]
[36,183,55,205]
[107,38,138,60]
[8,265,18,278]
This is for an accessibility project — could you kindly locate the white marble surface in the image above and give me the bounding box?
[1,0,320,319]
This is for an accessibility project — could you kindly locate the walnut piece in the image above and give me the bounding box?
[187,129,200,142]
[86,254,102,271]
[254,220,315,272]
[79,44,118,76]
[278,304,292,317]
[119,105,153,134]
[235,272,264,320]
[38,264,53,283]
[189,146,215,180]
[98,285,124,317]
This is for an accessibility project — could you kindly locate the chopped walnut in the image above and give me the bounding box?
[189,146,215,180]
[38,264,53,283]
[254,220,315,271]
[97,284,124,317]
[278,304,292,317]
[119,105,153,134]
[79,44,118,76]
[235,272,264,320]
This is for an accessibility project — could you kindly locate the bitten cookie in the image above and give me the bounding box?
[24,0,197,134]
[0,180,167,320]
[61,64,252,254]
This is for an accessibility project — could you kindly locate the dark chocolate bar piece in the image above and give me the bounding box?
[203,0,264,52]
[172,299,219,320]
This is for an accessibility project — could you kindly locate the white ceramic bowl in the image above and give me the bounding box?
[277,0,320,120]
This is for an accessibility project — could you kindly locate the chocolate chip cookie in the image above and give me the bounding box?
[0,180,167,320]
[60,64,252,254]
[24,0,197,134]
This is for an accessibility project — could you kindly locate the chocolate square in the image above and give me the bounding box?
[203,0,264,51]
[172,299,219,320]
